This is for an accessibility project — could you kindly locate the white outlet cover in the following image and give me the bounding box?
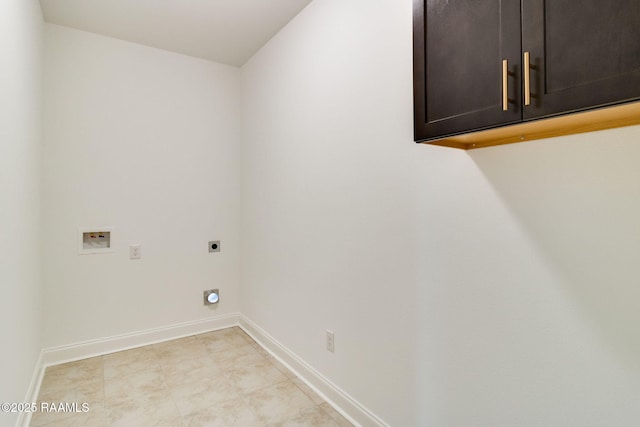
[129,244,141,259]
[326,330,335,352]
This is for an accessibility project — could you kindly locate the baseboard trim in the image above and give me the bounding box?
[16,351,44,427]
[41,313,239,367]
[239,314,387,427]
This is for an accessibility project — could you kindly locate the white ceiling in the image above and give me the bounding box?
[39,0,313,67]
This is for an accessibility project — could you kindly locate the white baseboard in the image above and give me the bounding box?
[16,352,45,427]
[239,314,387,427]
[41,312,239,367]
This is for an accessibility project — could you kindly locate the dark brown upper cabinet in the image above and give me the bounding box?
[414,0,640,149]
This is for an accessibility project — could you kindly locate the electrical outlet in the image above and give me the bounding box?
[129,244,141,259]
[326,330,334,353]
[208,240,220,253]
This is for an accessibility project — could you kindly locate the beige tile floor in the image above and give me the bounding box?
[31,327,353,427]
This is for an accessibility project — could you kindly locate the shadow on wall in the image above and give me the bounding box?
[468,126,640,371]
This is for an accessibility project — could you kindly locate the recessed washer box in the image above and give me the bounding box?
[78,227,114,254]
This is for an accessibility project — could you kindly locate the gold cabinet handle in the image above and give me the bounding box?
[524,51,531,106]
[502,59,508,111]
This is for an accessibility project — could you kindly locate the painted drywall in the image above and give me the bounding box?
[42,24,241,348]
[240,0,640,426]
[0,1,43,426]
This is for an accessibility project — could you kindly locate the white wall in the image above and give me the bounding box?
[42,24,241,349]
[0,1,43,426]
[241,1,640,426]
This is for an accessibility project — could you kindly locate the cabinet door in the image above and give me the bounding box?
[413,0,522,142]
[523,0,640,120]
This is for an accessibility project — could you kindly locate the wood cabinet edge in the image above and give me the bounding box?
[418,101,640,150]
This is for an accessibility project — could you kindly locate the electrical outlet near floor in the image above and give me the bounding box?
[326,330,334,352]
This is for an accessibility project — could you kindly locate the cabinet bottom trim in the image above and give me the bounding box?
[422,101,640,149]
